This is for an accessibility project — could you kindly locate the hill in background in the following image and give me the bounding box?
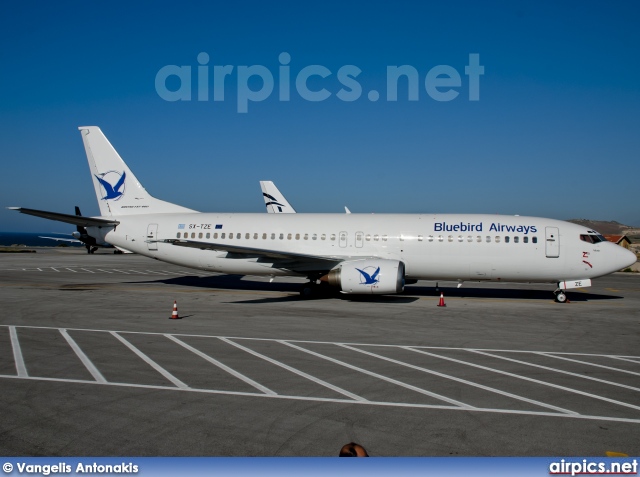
[567,219,640,237]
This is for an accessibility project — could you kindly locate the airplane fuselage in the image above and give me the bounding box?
[90,212,631,283]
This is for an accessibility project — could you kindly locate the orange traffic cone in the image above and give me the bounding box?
[437,292,446,307]
[169,300,181,319]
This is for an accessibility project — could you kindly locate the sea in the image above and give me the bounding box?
[0,232,83,247]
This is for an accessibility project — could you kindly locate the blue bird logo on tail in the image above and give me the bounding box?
[356,266,380,285]
[95,171,126,200]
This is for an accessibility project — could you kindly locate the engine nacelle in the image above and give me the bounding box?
[325,259,405,294]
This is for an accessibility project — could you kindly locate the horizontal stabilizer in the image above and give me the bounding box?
[8,207,120,227]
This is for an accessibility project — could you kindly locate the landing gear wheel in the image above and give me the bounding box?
[300,285,315,299]
[555,291,568,303]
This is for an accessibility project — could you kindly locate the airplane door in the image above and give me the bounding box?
[355,231,364,248]
[147,224,158,251]
[339,231,348,248]
[545,226,559,258]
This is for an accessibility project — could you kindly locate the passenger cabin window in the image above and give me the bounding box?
[304,234,308,240]
[514,236,519,243]
[176,233,181,238]
[191,233,195,238]
[252,233,257,239]
[523,236,528,243]
[279,233,284,240]
[262,233,267,239]
[486,236,491,243]
[427,235,433,242]
[199,233,203,239]
[374,235,379,241]
[532,237,537,244]
[321,234,326,240]
[330,234,336,241]
[312,234,317,240]
[505,236,510,243]
[214,233,218,239]
[467,236,473,242]
[495,236,501,243]
[221,233,226,239]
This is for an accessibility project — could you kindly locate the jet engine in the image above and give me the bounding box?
[324,259,405,294]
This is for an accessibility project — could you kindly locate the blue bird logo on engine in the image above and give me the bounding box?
[95,171,126,200]
[356,266,380,285]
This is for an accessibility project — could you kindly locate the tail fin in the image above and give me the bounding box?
[79,126,197,216]
[260,180,296,213]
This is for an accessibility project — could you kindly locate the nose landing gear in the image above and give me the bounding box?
[554,290,568,303]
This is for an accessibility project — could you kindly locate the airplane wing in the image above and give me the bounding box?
[160,239,374,265]
[39,236,82,243]
[8,207,120,227]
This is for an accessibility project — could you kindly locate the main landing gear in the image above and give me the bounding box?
[300,280,334,299]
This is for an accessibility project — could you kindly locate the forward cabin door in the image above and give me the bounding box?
[147,224,158,251]
[545,226,559,258]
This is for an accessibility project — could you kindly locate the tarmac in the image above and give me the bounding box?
[0,247,639,456]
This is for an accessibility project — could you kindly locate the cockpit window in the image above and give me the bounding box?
[581,233,607,244]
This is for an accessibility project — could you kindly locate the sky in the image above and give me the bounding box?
[1,0,639,233]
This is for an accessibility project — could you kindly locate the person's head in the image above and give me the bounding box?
[339,442,369,457]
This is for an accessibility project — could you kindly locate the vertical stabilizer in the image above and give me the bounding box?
[260,180,296,213]
[79,127,197,216]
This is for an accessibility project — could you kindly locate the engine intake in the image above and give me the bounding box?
[325,259,405,294]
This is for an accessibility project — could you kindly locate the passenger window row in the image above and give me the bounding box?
[175,231,537,244]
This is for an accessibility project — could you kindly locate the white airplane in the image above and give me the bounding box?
[10,126,636,302]
[260,180,351,214]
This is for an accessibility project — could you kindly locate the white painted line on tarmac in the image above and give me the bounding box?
[165,335,275,395]
[467,350,640,412]
[95,269,114,274]
[2,373,640,424]
[221,337,366,401]
[110,269,131,274]
[126,270,150,275]
[538,352,640,377]
[343,344,576,415]
[110,331,189,389]
[50,268,60,272]
[59,329,107,383]
[472,350,640,393]
[143,270,172,275]
[65,268,77,273]
[79,268,95,274]
[9,326,28,377]
[280,341,473,408]
[610,356,640,364]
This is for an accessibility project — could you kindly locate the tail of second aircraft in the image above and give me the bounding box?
[79,126,197,216]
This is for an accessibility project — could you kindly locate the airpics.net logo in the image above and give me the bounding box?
[155,52,484,113]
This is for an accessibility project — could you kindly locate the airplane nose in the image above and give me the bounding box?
[610,244,637,271]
